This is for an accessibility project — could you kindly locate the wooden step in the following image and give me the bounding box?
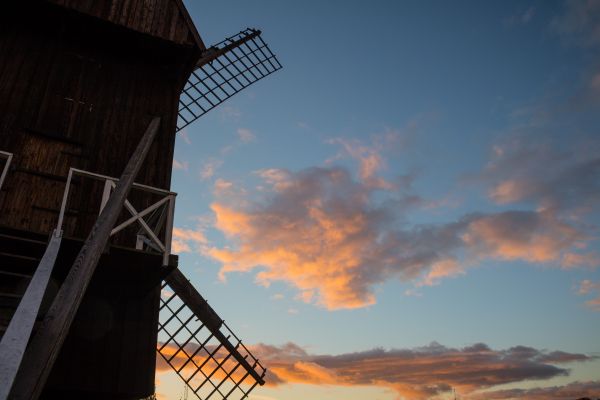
[0,251,41,275]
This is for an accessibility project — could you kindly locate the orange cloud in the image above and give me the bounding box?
[157,338,595,399]
[481,137,600,214]
[577,279,600,311]
[200,158,223,180]
[462,210,583,264]
[561,251,600,269]
[172,159,189,171]
[238,342,591,400]
[207,165,592,309]
[171,227,207,254]
[327,136,397,190]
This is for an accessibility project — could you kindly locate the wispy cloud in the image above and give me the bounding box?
[505,6,536,26]
[178,129,192,145]
[552,0,600,47]
[237,128,256,143]
[481,137,600,216]
[470,380,600,400]
[326,130,409,190]
[173,159,189,171]
[171,227,208,254]
[577,279,600,311]
[219,105,242,120]
[200,158,224,181]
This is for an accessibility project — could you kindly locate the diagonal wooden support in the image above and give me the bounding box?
[163,267,266,386]
[8,117,161,400]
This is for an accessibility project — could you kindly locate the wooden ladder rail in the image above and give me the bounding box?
[0,231,62,400]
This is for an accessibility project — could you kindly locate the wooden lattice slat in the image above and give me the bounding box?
[177,28,282,131]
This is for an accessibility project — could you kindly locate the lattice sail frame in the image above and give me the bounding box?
[158,281,267,400]
[177,28,283,131]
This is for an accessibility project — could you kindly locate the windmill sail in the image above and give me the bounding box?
[158,268,266,400]
[177,28,283,132]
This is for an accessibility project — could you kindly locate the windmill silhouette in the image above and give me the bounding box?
[0,2,281,399]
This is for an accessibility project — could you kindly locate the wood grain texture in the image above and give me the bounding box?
[0,3,201,243]
[45,0,204,48]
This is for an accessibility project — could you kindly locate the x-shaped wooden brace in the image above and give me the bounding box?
[101,180,171,253]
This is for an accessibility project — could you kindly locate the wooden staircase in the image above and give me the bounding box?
[0,228,51,341]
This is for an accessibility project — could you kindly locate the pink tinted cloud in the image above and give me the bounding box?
[200,158,223,181]
[470,380,600,400]
[577,279,600,311]
[172,159,189,171]
[171,227,207,254]
[247,342,591,400]
[327,131,408,190]
[207,164,590,310]
[482,137,600,215]
[552,0,600,47]
[462,210,584,264]
[237,128,256,143]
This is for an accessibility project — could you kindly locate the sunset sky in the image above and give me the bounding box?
[159,1,600,399]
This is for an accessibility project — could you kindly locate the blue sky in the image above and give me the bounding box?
[159,1,600,399]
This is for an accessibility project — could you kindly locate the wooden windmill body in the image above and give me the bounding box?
[0,2,281,399]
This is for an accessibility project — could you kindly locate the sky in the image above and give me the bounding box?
[158,1,600,399]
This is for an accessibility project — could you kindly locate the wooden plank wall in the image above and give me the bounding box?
[45,0,204,48]
[40,239,163,399]
[0,3,201,241]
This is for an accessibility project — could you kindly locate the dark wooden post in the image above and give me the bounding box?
[9,117,161,400]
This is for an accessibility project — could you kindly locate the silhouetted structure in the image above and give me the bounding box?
[0,1,280,399]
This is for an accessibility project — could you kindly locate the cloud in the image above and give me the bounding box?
[178,129,192,145]
[577,279,600,311]
[246,342,591,400]
[219,105,242,120]
[237,128,256,143]
[171,227,207,254]
[172,159,189,171]
[470,380,600,400]
[562,252,600,269]
[327,131,408,190]
[208,166,425,309]
[200,158,223,180]
[462,210,584,264]
[206,161,592,309]
[505,6,536,26]
[552,0,600,47]
[155,341,593,399]
[482,137,600,215]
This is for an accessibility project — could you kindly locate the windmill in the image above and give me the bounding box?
[0,1,281,400]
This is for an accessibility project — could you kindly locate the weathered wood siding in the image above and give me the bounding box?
[0,2,201,242]
[40,238,164,400]
[45,0,205,48]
